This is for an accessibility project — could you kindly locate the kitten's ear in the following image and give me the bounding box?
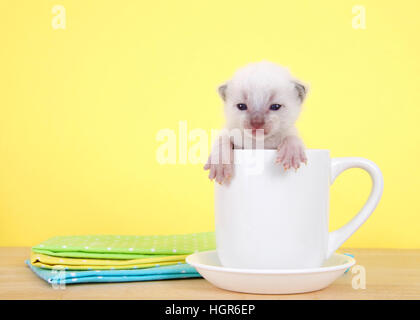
[294,81,308,102]
[218,83,228,101]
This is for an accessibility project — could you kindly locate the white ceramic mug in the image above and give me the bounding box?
[215,149,383,269]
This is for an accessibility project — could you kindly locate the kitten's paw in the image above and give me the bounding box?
[276,136,307,170]
[204,148,234,184]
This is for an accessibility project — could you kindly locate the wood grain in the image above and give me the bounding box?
[0,247,419,299]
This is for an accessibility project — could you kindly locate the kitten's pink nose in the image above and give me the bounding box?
[250,114,265,129]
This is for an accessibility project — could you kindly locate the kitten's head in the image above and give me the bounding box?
[219,61,307,139]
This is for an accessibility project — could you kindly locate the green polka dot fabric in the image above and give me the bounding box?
[32,232,215,260]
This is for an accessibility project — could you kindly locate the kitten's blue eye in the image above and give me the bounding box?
[270,104,283,111]
[236,103,247,111]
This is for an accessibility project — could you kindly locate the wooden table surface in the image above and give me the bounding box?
[0,247,419,299]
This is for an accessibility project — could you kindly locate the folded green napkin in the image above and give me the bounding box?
[32,232,215,259]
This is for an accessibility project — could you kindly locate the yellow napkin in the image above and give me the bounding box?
[30,252,187,270]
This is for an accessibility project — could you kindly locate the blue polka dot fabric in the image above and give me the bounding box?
[26,260,201,284]
[27,232,213,285]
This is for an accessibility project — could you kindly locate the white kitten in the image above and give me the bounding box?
[204,61,308,184]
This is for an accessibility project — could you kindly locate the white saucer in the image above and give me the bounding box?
[186,250,355,294]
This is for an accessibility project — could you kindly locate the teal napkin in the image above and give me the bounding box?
[26,260,201,284]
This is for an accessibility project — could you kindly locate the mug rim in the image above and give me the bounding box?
[233,149,330,153]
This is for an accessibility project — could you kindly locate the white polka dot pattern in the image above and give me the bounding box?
[32,232,215,257]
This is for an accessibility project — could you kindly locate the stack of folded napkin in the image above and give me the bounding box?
[26,232,215,285]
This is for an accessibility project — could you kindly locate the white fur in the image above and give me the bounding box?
[205,61,308,184]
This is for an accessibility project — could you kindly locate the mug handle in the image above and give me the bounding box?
[327,157,384,258]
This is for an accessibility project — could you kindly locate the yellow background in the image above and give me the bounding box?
[0,0,419,247]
